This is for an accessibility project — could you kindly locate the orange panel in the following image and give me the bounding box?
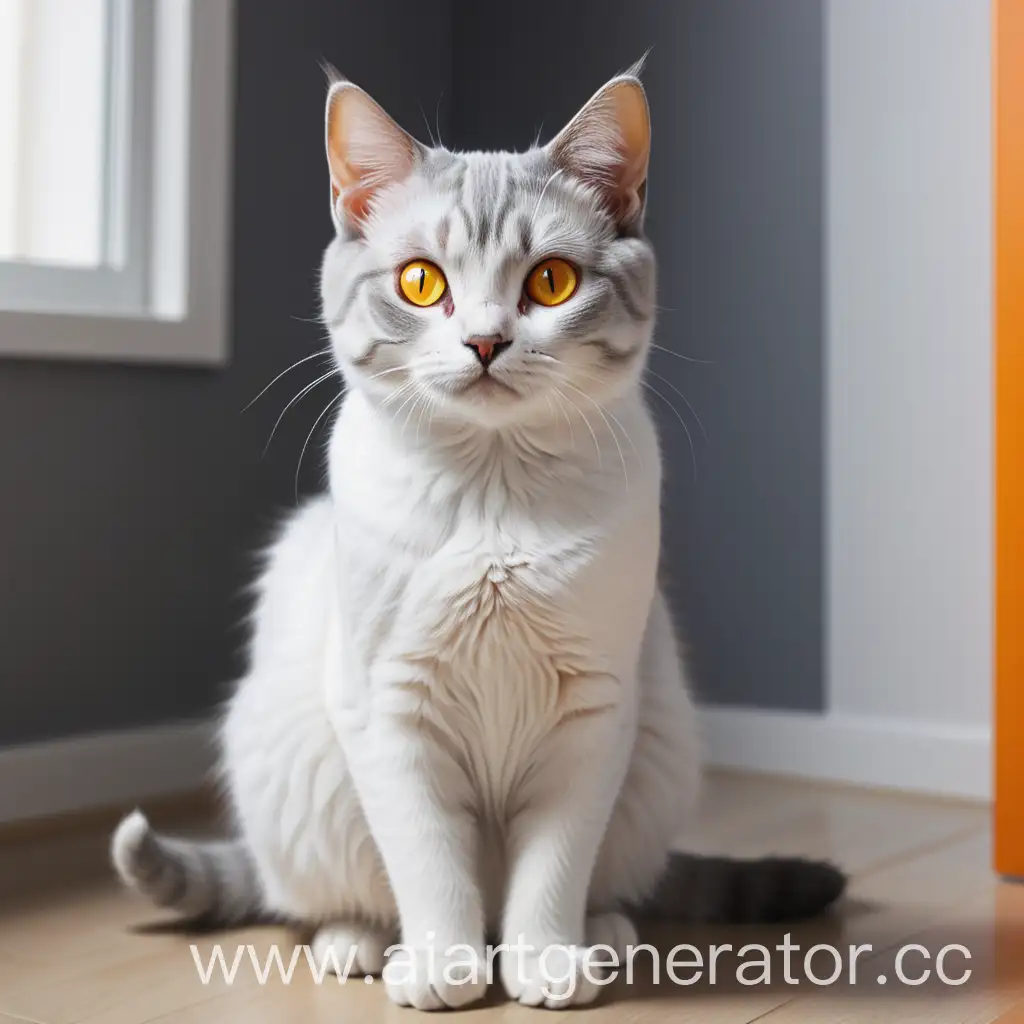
[995,0,1024,877]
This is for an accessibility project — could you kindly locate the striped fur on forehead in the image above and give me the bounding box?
[438,154,542,263]
[418,150,620,271]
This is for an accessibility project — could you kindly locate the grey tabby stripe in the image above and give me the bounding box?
[593,267,648,322]
[154,846,190,905]
[582,338,642,364]
[368,290,422,337]
[437,215,451,254]
[446,162,467,199]
[517,216,534,259]
[492,181,517,244]
[422,150,460,183]
[558,285,612,339]
[329,268,390,329]
[474,161,507,251]
[455,200,474,245]
[476,209,492,251]
[352,338,405,367]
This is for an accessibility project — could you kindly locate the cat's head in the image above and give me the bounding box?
[320,67,655,430]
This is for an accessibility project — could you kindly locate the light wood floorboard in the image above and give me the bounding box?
[0,772,1014,1023]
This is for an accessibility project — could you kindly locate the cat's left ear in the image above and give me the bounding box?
[547,65,650,231]
[324,75,423,230]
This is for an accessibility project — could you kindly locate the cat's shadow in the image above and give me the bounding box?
[128,912,270,937]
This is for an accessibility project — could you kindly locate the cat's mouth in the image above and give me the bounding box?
[453,373,521,400]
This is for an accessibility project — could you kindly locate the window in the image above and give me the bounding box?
[0,0,234,365]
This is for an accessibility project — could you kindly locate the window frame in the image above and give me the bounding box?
[0,0,235,367]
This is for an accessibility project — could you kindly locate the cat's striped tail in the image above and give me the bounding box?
[635,852,846,923]
[111,811,261,925]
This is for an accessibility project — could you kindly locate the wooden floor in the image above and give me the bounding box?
[0,771,1021,1023]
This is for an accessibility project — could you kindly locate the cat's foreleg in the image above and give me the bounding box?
[335,666,488,1011]
[499,680,634,1009]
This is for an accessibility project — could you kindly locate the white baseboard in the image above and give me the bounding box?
[700,706,992,801]
[0,719,218,825]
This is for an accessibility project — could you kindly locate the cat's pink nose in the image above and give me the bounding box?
[464,335,512,368]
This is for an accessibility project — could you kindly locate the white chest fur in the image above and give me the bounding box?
[326,394,661,810]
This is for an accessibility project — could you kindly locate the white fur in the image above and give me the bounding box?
[110,810,149,880]
[218,74,700,1011]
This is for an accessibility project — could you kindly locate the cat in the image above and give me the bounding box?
[111,64,845,1010]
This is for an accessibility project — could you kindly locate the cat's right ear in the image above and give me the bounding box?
[547,64,651,231]
[324,77,422,231]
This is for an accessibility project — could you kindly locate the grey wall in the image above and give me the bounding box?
[0,1,452,745]
[0,0,823,747]
[451,1,825,710]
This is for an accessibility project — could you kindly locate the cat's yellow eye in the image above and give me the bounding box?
[525,258,579,307]
[398,260,447,307]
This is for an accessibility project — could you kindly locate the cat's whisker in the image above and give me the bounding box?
[263,369,340,456]
[544,394,557,427]
[549,388,576,451]
[403,391,426,434]
[556,387,602,470]
[294,391,344,502]
[390,384,424,434]
[529,168,563,230]
[418,102,438,147]
[415,389,438,444]
[365,354,447,387]
[561,380,629,488]
[362,364,412,383]
[642,379,697,481]
[405,391,430,442]
[648,342,715,366]
[417,387,442,444]
[434,93,445,149]
[645,367,707,440]
[600,404,642,471]
[562,367,644,470]
[382,386,410,414]
[380,377,418,410]
[381,390,412,413]
[380,386,412,413]
[243,349,332,413]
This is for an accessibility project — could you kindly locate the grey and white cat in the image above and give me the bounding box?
[111,67,844,1010]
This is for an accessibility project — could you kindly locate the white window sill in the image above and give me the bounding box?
[0,305,228,367]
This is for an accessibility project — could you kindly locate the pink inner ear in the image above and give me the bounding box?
[325,83,419,226]
[549,77,651,226]
[341,184,376,224]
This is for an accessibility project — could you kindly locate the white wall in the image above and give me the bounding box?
[826,0,992,728]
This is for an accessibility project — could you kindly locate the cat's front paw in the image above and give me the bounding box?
[501,943,614,1009]
[311,923,391,977]
[586,911,637,959]
[384,945,488,1011]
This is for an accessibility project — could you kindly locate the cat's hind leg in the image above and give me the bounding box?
[588,590,700,921]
